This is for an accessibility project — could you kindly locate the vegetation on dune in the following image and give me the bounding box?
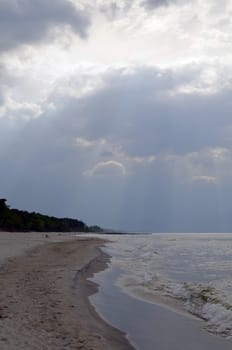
[0,198,91,232]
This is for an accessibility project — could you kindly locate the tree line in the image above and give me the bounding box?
[0,198,93,232]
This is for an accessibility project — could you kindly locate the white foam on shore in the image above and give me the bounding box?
[98,233,232,339]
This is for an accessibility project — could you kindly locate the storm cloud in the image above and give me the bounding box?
[47,65,232,156]
[1,64,232,231]
[1,0,232,232]
[0,0,90,51]
[141,0,177,9]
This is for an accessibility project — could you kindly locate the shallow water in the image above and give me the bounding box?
[93,233,232,337]
[87,233,232,347]
[90,266,232,350]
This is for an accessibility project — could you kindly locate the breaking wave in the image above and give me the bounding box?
[102,233,232,339]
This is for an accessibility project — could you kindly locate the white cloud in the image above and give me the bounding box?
[192,175,218,184]
[0,96,43,121]
[162,147,232,184]
[74,137,100,148]
[84,160,126,177]
[73,136,156,176]
[171,63,232,95]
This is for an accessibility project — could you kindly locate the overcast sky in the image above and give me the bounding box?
[1,0,232,232]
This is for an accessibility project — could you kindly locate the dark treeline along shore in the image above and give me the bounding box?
[0,198,103,233]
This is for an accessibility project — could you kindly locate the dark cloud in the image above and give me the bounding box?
[98,1,133,19]
[141,0,177,9]
[1,65,232,231]
[99,0,177,16]
[52,67,232,156]
[0,0,90,52]
[0,88,4,106]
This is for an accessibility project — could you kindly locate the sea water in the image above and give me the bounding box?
[89,233,232,347]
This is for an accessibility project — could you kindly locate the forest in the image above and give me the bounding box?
[0,198,91,232]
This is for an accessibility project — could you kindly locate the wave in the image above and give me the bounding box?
[117,271,232,338]
[102,234,232,339]
[172,282,232,337]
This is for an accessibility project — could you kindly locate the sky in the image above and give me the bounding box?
[1,0,232,232]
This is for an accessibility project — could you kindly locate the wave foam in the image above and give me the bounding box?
[103,234,232,339]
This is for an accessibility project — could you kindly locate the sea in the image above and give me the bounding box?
[88,233,232,349]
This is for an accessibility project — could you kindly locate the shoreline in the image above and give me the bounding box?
[91,265,232,350]
[0,232,134,350]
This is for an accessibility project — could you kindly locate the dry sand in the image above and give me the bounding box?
[0,231,134,350]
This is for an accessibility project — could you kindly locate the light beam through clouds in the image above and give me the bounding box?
[1,0,232,231]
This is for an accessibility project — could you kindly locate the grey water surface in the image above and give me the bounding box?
[90,266,232,350]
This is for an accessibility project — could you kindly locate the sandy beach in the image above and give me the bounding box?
[0,231,134,350]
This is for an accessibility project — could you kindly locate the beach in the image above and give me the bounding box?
[1,232,232,350]
[0,231,134,350]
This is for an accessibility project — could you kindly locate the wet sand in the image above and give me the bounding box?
[0,232,134,350]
